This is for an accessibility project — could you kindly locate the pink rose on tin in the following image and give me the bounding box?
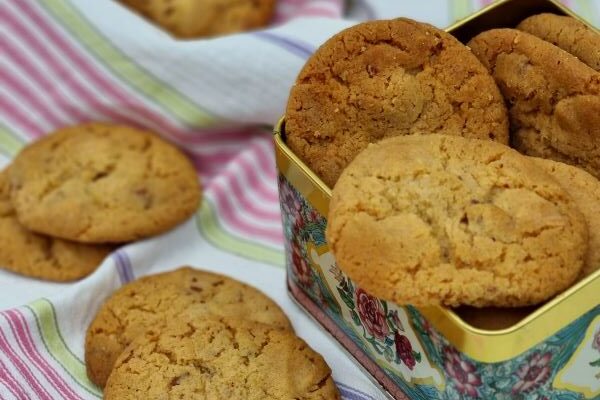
[280,182,301,216]
[293,214,305,232]
[444,347,481,398]
[394,333,416,370]
[291,242,312,286]
[512,352,552,393]
[309,209,319,222]
[356,289,389,341]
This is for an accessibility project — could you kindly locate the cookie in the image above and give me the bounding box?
[9,123,201,243]
[531,158,600,277]
[85,267,292,387]
[326,134,587,308]
[518,13,600,71]
[0,169,113,282]
[104,316,339,400]
[285,18,509,188]
[121,0,276,39]
[467,29,600,180]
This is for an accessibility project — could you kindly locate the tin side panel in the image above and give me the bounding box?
[278,169,600,399]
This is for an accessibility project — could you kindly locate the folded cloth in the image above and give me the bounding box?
[0,0,597,398]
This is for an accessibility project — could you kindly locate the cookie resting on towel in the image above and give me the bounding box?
[9,123,201,243]
[85,267,292,387]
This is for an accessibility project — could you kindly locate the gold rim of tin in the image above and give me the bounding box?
[274,118,331,217]
[446,0,600,35]
[275,118,600,362]
[444,0,507,33]
[274,118,331,198]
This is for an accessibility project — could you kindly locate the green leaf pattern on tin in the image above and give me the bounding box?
[409,306,600,399]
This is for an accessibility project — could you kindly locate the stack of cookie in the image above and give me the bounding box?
[468,14,600,181]
[120,0,277,39]
[86,267,340,399]
[284,16,600,310]
[0,123,201,282]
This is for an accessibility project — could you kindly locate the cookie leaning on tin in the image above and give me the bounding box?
[286,18,509,188]
[326,134,587,308]
[9,123,201,243]
[104,316,339,400]
[0,169,113,282]
[518,13,600,71]
[530,158,600,278]
[120,0,276,39]
[467,29,600,180]
[85,267,292,387]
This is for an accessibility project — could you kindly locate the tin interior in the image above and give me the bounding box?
[447,0,599,43]
[276,0,600,362]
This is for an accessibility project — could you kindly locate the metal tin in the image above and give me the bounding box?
[276,1,600,398]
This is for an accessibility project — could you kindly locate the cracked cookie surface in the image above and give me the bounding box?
[531,158,600,278]
[517,13,600,71]
[121,0,275,39]
[104,316,339,400]
[0,169,113,281]
[285,18,509,188]
[326,134,587,307]
[9,123,201,243]
[467,29,600,180]
[85,267,292,387]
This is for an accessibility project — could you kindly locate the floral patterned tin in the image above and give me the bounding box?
[275,1,600,398]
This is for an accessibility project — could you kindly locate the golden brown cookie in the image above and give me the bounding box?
[286,18,509,188]
[531,158,600,277]
[9,123,201,243]
[121,0,276,39]
[104,316,339,400]
[0,169,113,282]
[326,134,587,308]
[85,267,292,387]
[518,13,600,71]
[467,29,600,180]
